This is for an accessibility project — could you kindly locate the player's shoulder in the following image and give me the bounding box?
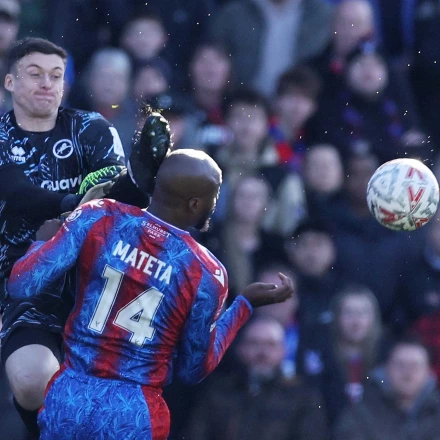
[183,237,227,286]
[0,110,14,134]
[89,199,149,223]
[82,198,135,213]
[70,198,117,217]
[65,199,133,227]
[60,107,112,129]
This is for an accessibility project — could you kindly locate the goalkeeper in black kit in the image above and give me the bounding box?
[0,37,171,436]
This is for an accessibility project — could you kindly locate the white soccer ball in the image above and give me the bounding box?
[367,158,439,231]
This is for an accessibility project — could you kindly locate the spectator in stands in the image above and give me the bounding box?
[185,317,329,440]
[201,174,287,300]
[315,42,427,164]
[144,93,198,151]
[270,65,322,173]
[119,12,169,73]
[80,48,137,150]
[285,220,345,329]
[322,151,419,320]
[0,0,19,74]
[211,0,333,96]
[0,0,19,113]
[397,211,440,379]
[126,0,216,89]
[255,264,299,377]
[212,88,307,235]
[132,59,171,103]
[310,0,375,92]
[409,0,440,147]
[303,144,344,220]
[185,41,233,152]
[334,338,440,440]
[298,285,383,426]
[50,0,120,73]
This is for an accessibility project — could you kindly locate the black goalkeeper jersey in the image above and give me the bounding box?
[0,107,126,278]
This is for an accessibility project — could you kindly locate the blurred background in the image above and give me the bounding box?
[3,0,440,439]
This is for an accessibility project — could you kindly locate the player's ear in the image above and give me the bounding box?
[188,197,201,216]
[4,73,14,92]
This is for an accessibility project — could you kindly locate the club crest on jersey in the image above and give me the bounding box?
[213,268,225,287]
[66,209,82,222]
[53,139,74,159]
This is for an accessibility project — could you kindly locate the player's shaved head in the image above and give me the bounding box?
[156,149,222,199]
[148,149,222,231]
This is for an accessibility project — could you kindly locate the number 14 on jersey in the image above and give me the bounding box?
[88,265,164,346]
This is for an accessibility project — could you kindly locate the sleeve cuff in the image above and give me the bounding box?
[61,194,82,213]
[236,295,253,314]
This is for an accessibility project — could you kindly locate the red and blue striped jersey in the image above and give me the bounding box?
[8,199,252,387]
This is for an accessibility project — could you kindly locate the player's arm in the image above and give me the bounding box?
[80,113,126,172]
[176,272,294,384]
[175,271,253,385]
[7,201,109,300]
[0,163,82,222]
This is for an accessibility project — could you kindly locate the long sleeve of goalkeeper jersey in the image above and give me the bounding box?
[106,168,150,208]
[0,163,82,222]
[8,201,108,300]
[176,274,253,385]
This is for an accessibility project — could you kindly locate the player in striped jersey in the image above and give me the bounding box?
[8,149,294,439]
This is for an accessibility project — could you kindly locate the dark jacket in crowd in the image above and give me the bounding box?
[184,369,329,440]
[323,197,419,320]
[296,271,345,329]
[334,369,440,440]
[210,0,333,87]
[398,241,440,379]
[297,324,387,428]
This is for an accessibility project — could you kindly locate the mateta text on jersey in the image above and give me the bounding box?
[112,240,173,284]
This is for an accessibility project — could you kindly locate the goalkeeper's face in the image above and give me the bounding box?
[6,52,65,118]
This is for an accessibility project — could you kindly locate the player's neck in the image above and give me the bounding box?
[147,202,189,231]
[13,108,58,132]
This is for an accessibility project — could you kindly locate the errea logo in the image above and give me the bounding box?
[53,139,74,159]
[10,145,26,162]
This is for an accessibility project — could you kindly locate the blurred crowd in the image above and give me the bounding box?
[2,0,440,439]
